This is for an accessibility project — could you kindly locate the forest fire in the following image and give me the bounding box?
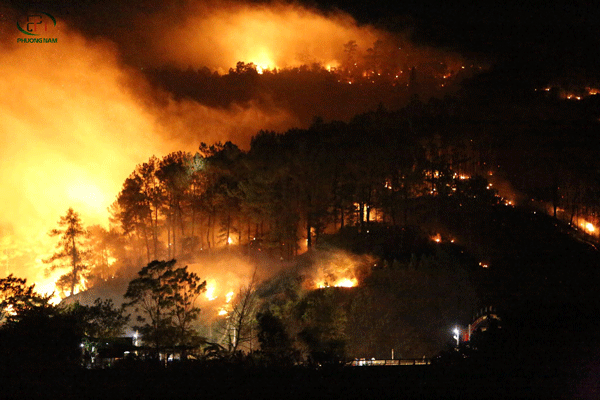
[580,221,596,235]
[203,279,237,316]
[0,0,477,296]
[217,292,235,317]
[539,85,600,101]
[316,277,358,289]
[205,280,218,301]
[431,233,442,243]
[152,2,381,71]
[310,251,372,290]
[0,23,179,293]
[3,2,600,396]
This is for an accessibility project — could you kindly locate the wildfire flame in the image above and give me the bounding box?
[205,280,218,301]
[334,278,358,288]
[225,291,234,303]
[580,220,596,234]
[316,277,358,289]
[310,250,371,290]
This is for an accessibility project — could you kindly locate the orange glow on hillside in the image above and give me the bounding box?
[316,277,358,288]
[311,250,371,290]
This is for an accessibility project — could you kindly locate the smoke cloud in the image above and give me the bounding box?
[145,1,381,71]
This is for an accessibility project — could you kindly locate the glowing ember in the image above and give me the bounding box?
[586,223,595,233]
[225,291,235,303]
[580,221,596,234]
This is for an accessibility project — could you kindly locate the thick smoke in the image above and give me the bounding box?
[146,1,381,71]
[0,17,293,292]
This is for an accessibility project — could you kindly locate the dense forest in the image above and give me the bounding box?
[19,78,598,364]
[3,80,600,397]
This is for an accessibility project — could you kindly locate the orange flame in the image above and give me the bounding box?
[580,220,596,234]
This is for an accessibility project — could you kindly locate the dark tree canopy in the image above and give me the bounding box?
[124,259,206,351]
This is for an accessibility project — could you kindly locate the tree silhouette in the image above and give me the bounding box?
[124,260,206,354]
[0,274,51,325]
[44,208,90,296]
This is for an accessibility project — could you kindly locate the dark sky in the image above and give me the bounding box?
[317,0,600,81]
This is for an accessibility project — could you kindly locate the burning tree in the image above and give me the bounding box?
[44,208,91,297]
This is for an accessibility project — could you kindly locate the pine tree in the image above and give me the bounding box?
[44,208,90,297]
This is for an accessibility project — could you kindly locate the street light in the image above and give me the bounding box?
[453,327,460,346]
